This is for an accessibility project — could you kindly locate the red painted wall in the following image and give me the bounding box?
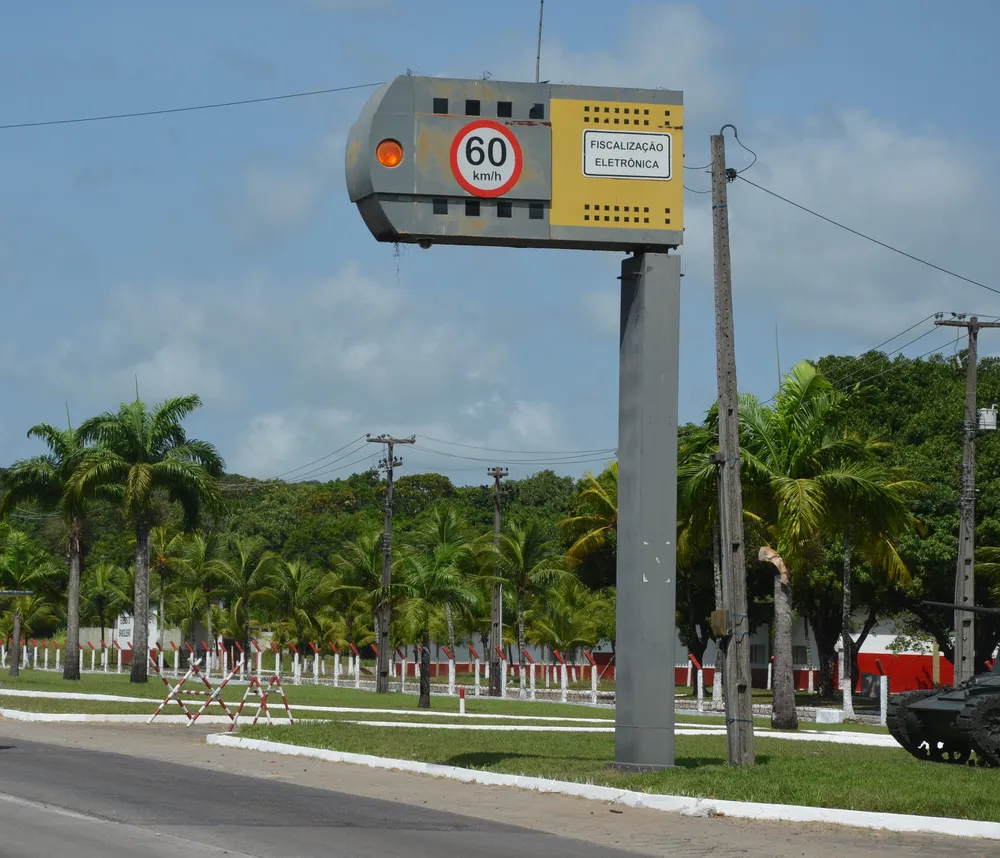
[855,652,953,691]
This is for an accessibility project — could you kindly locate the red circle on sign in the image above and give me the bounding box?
[449,119,523,199]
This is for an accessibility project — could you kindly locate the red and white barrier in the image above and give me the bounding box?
[396,647,406,693]
[495,645,507,699]
[553,649,568,703]
[230,672,294,731]
[521,649,536,700]
[309,642,320,682]
[584,650,598,704]
[349,643,361,688]
[468,645,481,697]
[442,645,456,695]
[688,654,704,712]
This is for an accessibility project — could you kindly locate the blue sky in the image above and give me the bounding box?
[2,1,998,485]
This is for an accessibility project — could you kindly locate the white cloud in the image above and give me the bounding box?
[230,131,345,243]
[679,109,998,347]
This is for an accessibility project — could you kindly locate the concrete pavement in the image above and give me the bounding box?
[0,720,992,857]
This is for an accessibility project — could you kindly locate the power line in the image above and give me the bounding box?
[737,175,1000,297]
[417,435,616,456]
[411,443,616,465]
[831,338,960,395]
[826,325,938,389]
[267,435,369,481]
[0,82,385,131]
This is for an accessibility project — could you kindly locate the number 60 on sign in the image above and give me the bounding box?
[450,119,523,198]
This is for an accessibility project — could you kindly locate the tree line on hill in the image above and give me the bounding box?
[2,349,998,725]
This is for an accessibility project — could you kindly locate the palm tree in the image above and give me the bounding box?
[408,506,476,655]
[174,532,228,647]
[271,559,326,654]
[398,542,478,708]
[561,462,617,567]
[71,395,224,683]
[731,361,920,727]
[329,530,384,647]
[172,585,206,653]
[149,526,186,649]
[81,561,128,645]
[214,535,280,661]
[494,519,564,696]
[827,449,923,713]
[0,529,57,677]
[527,576,602,658]
[0,422,89,680]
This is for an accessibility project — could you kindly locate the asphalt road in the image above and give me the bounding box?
[0,735,638,858]
[0,722,990,858]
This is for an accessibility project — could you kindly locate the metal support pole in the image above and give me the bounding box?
[613,251,680,771]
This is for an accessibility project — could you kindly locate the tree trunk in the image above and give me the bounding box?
[802,614,814,693]
[418,628,431,709]
[517,591,526,698]
[63,528,83,680]
[712,522,724,708]
[158,571,166,651]
[852,607,878,684]
[130,521,151,683]
[205,588,214,647]
[771,575,798,729]
[244,611,252,676]
[841,529,854,718]
[445,602,455,652]
[9,613,22,677]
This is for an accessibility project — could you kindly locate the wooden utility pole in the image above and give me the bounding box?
[367,433,414,693]
[710,127,755,766]
[487,466,508,696]
[933,315,1000,683]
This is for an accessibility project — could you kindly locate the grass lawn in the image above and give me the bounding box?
[0,670,888,731]
[237,722,1000,822]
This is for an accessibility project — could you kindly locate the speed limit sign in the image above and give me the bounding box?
[449,120,523,198]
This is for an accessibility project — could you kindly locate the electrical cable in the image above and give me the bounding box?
[417,435,616,456]
[266,434,368,481]
[736,175,1000,297]
[0,82,385,131]
[831,338,959,395]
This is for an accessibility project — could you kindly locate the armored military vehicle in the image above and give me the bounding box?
[886,601,1000,765]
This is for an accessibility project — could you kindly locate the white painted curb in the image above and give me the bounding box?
[207,734,999,841]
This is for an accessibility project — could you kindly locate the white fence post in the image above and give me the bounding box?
[334,652,341,687]
[766,658,772,691]
[531,662,537,701]
[473,657,480,697]
[590,662,598,704]
[879,675,888,726]
[696,668,704,713]
[447,651,455,696]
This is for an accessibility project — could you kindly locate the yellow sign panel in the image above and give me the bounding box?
[549,97,684,233]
